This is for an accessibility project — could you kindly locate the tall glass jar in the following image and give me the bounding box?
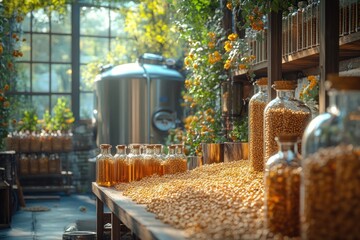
[96,144,114,187]
[265,134,301,237]
[164,145,187,175]
[264,80,311,163]
[249,77,268,171]
[114,145,128,183]
[127,144,143,181]
[142,145,157,178]
[175,144,187,173]
[301,76,360,239]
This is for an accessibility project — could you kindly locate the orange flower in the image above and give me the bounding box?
[228,33,238,41]
[12,33,17,39]
[208,41,215,49]
[193,63,198,69]
[0,96,4,102]
[0,45,3,55]
[226,2,232,10]
[224,59,232,70]
[238,64,247,70]
[4,84,9,91]
[224,41,233,52]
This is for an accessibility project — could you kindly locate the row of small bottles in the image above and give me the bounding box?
[18,153,62,175]
[282,0,359,56]
[249,76,360,238]
[96,144,187,187]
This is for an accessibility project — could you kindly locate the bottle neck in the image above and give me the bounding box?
[116,148,126,155]
[276,89,295,99]
[258,85,268,93]
[101,148,111,155]
[168,147,176,155]
[328,90,360,116]
[130,147,140,155]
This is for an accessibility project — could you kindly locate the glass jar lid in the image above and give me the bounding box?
[272,80,297,90]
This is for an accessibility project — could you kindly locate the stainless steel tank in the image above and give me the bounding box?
[94,54,184,147]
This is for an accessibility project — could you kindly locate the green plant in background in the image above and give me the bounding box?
[18,109,39,132]
[228,116,249,142]
[51,98,75,132]
[42,110,53,132]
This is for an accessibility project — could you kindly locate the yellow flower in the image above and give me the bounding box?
[208,41,215,49]
[226,2,232,10]
[224,41,233,52]
[184,57,191,66]
[193,63,198,69]
[238,64,247,70]
[228,33,238,41]
[224,59,232,70]
[208,32,216,40]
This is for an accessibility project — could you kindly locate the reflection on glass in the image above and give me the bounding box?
[80,6,109,36]
[80,92,94,119]
[51,5,72,34]
[51,95,71,112]
[32,95,50,117]
[16,63,31,92]
[22,13,31,32]
[32,64,49,92]
[32,10,50,33]
[80,37,109,63]
[51,35,71,62]
[20,33,31,61]
[32,34,50,61]
[9,95,32,120]
[51,64,72,93]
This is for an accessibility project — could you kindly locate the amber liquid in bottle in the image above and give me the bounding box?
[96,144,114,187]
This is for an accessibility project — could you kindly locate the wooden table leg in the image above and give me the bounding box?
[96,197,104,240]
[111,212,120,240]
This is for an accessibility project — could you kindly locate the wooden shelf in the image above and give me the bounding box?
[234,31,360,79]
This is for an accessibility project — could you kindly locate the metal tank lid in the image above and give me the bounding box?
[95,54,184,82]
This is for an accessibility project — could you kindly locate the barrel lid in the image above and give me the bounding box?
[326,75,360,90]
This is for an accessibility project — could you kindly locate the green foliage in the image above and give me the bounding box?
[228,116,249,142]
[18,109,39,132]
[51,97,75,131]
[42,110,53,131]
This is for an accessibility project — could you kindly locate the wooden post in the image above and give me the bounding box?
[267,10,283,102]
[319,0,339,113]
[96,197,104,240]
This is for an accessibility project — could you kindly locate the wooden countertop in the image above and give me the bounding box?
[92,182,189,240]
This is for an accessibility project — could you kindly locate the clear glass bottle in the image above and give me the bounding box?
[127,144,143,181]
[175,144,187,173]
[96,144,114,187]
[265,134,301,237]
[301,76,360,239]
[114,145,128,183]
[249,77,268,171]
[264,80,311,163]
[163,145,176,175]
[154,144,165,176]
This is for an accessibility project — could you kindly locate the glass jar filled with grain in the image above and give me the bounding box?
[264,80,311,163]
[249,77,268,171]
[301,76,360,240]
[96,144,114,187]
[175,144,187,173]
[127,144,143,181]
[164,145,187,174]
[265,134,301,237]
[114,145,128,183]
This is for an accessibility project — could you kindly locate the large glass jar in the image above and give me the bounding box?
[301,76,360,239]
[164,145,187,175]
[127,144,143,181]
[154,144,165,176]
[264,80,311,163]
[96,144,114,187]
[114,145,128,183]
[249,77,268,171]
[265,134,301,237]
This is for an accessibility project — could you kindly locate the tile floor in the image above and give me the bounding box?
[0,193,97,240]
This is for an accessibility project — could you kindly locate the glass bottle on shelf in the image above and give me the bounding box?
[127,144,143,181]
[264,80,311,163]
[175,144,187,173]
[163,145,177,175]
[142,144,154,178]
[265,134,301,237]
[114,145,128,183]
[301,76,360,240]
[96,144,114,187]
[249,77,268,171]
[164,145,187,175]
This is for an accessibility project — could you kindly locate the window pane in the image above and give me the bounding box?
[32,34,49,61]
[22,13,31,32]
[80,37,109,63]
[80,65,94,91]
[51,5,72,34]
[16,63,31,92]
[32,95,50,118]
[51,95,71,113]
[51,35,71,62]
[9,95,32,120]
[80,92,94,119]
[51,64,72,93]
[20,33,31,61]
[80,6,109,36]
[110,10,126,37]
[32,64,50,92]
[32,10,50,33]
